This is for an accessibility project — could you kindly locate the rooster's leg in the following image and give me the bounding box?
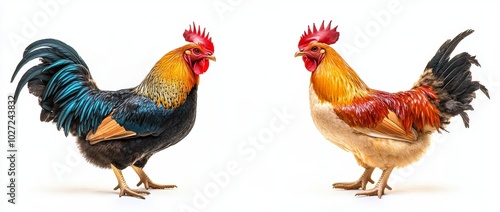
[111,164,150,199]
[131,165,177,190]
[333,167,375,190]
[355,167,394,198]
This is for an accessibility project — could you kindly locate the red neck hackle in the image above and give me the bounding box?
[310,44,370,105]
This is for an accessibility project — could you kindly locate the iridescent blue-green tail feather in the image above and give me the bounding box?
[11,38,115,137]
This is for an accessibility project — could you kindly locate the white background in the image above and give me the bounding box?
[1,0,499,211]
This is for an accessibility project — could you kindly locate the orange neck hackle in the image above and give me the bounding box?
[311,43,370,106]
[134,44,199,109]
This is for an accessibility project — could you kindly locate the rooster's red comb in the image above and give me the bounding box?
[298,20,339,50]
[183,22,214,53]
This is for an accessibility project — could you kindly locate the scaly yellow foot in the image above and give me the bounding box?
[111,164,150,199]
[356,167,394,199]
[132,165,177,190]
[333,167,375,190]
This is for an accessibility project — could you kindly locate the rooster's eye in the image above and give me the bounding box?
[193,48,201,54]
[311,46,318,52]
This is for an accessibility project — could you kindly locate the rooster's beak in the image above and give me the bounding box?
[294,51,305,57]
[206,55,216,62]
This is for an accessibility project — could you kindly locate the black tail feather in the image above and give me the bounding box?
[459,112,470,128]
[421,29,488,128]
[479,84,490,99]
[426,29,475,73]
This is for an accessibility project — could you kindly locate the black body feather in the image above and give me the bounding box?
[77,87,197,169]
